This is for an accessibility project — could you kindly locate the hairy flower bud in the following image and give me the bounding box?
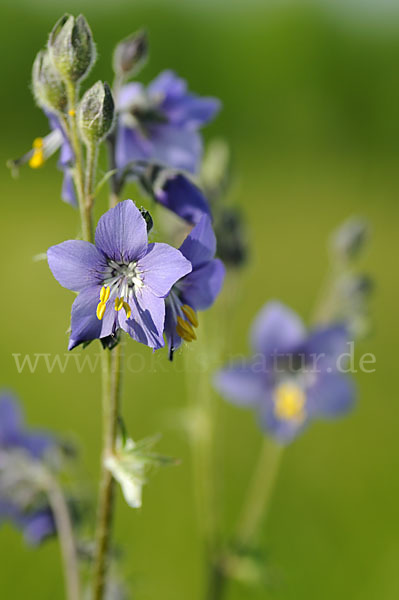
[78,81,114,145]
[32,49,68,114]
[48,14,95,83]
[331,217,370,262]
[113,30,148,79]
[139,207,153,233]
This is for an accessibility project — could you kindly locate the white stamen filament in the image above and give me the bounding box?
[102,259,144,307]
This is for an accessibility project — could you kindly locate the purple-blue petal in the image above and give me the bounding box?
[164,303,182,356]
[179,214,217,268]
[0,394,22,444]
[165,94,221,129]
[68,286,116,350]
[148,70,220,128]
[180,258,225,311]
[303,324,350,371]
[306,372,355,418]
[155,174,211,225]
[148,70,187,98]
[115,125,152,169]
[48,240,106,292]
[22,507,56,545]
[120,288,165,350]
[250,301,307,357]
[95,199,148,263]
[146,125,202,173]
[115,123,202,174]
[18,432,55,460]
[138,243,192,298]
[213,363,265,406]
[116,82,145,111]
[61,169,77,207]
[0,393,55,459]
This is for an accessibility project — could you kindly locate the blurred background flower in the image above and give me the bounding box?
[1,1,397,599]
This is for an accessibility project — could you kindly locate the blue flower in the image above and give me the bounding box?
[154,172,211,225]
[0,500,55,545]
[214,302,355,442]
[0,393,56,544]
[0,393,54,459]
[164,215,225,358]
[115,70,220,174]
[47,199,192,350]
[9,112,76,206]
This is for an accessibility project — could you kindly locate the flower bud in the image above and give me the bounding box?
[215,207,248,268]
[331,217,370,262]
[113,30,148,78]
[78,81,115,145]
[139,207,153,233]
[48,14,95,83]
[32,50,68,114]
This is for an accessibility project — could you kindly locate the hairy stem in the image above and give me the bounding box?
[92,342,123,600]
[84,142,98,235]
[65,81,93,242]
[44,472,80,600]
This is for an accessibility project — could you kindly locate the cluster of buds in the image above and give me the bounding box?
[32,13,115,145]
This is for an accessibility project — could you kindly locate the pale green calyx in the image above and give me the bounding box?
[104,434,177,509]
[104,438,145,509]
[32,49,68,114]
[78,81,115,145]
[48,13,95,83]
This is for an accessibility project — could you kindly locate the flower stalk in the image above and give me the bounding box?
[43,471,81,600]
[234,437,283,551]
[65,81,92,242]
[206,438,283,600]
[92,342,123,600]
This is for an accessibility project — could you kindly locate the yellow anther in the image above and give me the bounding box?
[274,382,306,423]
[96,301,106,321]
[68,109,76,117]
[115,297,124,311]
[181,304,198,328]
[33,137,44,149]
[176,322,194,342]
[100,285,110,303]
[123,302,132,319]
[29,138,45,169]
[176,316,196,341]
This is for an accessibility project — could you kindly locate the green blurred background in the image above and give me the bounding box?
[1,0,398,598]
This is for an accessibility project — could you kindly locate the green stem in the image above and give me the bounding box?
[207,438,283,600]
[65,81,92,242]
[44,472,80,600]
[92,342,123,600]
[84,142,98,236]
[234,437,283,550]
[184,322,221,594]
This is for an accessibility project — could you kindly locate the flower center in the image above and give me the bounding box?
[96,260,144,321]
[273,382,306,423]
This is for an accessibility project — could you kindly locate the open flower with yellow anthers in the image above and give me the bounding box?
[8,113,76,207]
[164,215,225,359]
[47,199,192,350]
[214,302,355,442]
